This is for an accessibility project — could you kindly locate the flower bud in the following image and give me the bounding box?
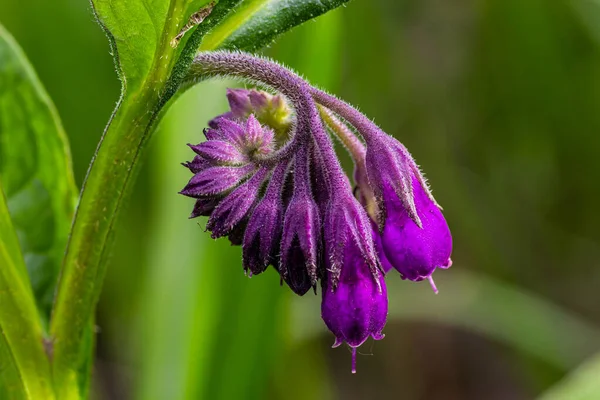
[209,89,292,139]
[365,135,452,290]
[321,236,387,373]
[280,194,321,293]
[380,175,452,289]
[242,162,289,275]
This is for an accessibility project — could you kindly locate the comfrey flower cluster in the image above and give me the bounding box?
[181,52,452,373]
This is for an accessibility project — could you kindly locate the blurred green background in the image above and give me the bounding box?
[3,0,600,399]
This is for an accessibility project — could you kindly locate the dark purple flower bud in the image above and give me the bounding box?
[243,162,289,275]
[280,194,321,291]
[206,168,268,238]
[321,237,387,374]
[180,164,256,198]
[280,148,321,293]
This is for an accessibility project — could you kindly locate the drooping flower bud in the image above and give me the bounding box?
[243,161,289,275]
[279,148,321,294]
[321,235,387,374]
[365,135,452,290]
[380,174,452,290]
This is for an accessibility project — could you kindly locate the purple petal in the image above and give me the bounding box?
[381,175,452,282]
[207,112,235,130]
[321,240,387,349]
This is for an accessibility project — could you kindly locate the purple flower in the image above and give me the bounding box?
[180,51,456,372]
[321,234,387,374]
[365,135,452,291]
[380,175,452,291]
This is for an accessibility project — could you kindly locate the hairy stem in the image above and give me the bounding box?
[310,88,389,146]
[189,52,352,196]
[48,2,239,395]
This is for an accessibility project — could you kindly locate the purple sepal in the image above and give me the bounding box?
[245,114,275,155]
[190,197,220,218]
[227,218,248,246]
[242,161,289,275]
[189,140,247,165]
[182,154,211,174]
[380,176,452,282]
[280,195,321,288]
[207,168,268,238]
[180,164,255,198]
[243,197,283,275]
[365,135,421,229]
[323,195,380,289]
[208,112,235,129]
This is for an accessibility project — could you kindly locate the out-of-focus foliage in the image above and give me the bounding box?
[0,24,77,318]
[2,0,600,399]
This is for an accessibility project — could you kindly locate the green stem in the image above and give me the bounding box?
[48,2,240,397]
[0,183,54,400]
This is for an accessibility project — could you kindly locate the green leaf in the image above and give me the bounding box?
[0,182,55,400]
[538,353,600,400]
[0,23,78,319]
[200,0,351,51]
[91,0,215,97]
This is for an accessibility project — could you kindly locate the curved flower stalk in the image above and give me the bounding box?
[181,51,453,371]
